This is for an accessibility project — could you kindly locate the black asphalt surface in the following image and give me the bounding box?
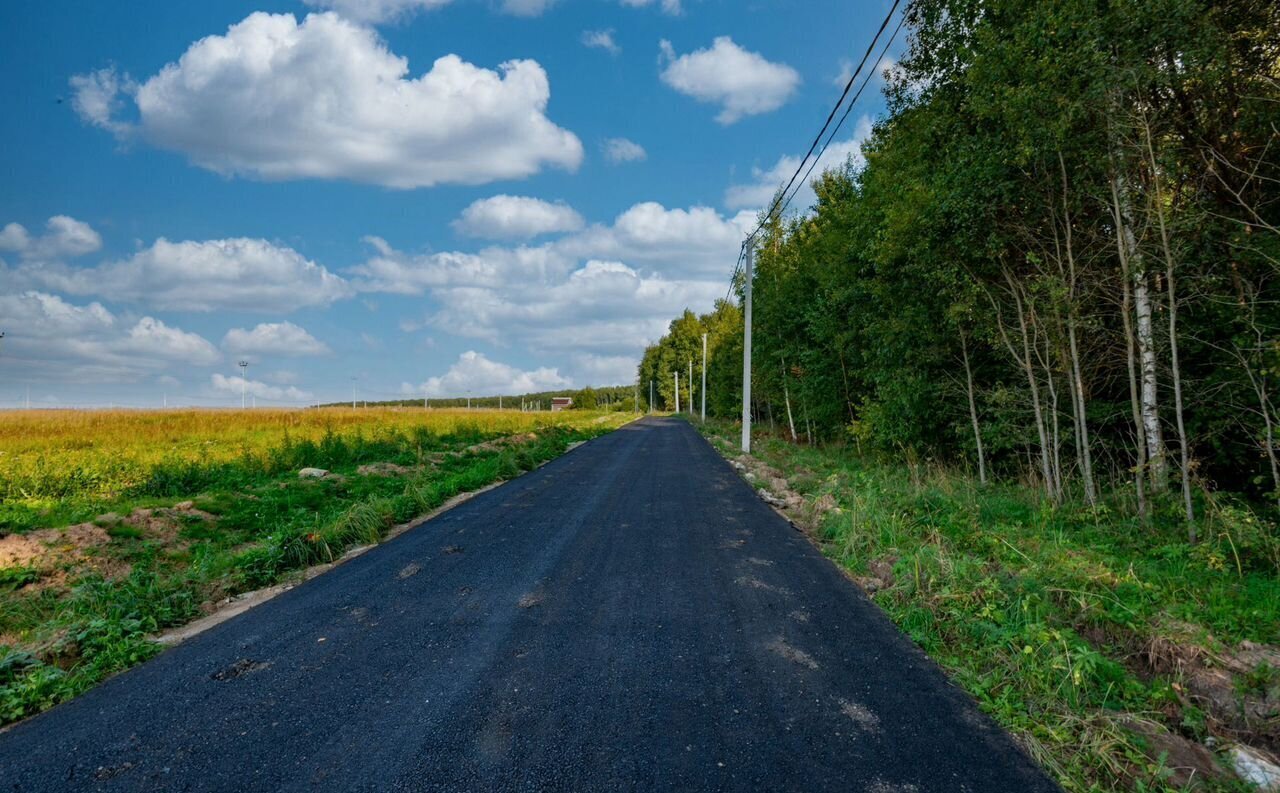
[0,418,1059,792]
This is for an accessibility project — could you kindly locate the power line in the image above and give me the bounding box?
[724,0,903,304]
[745,0,901,246]
[784,13,906,220]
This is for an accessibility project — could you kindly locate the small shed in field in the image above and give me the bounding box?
[551,397,573,412]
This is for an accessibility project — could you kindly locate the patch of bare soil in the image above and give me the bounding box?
[0,523,109,570]
[465,432,539,455]
[855,557,898,594]
[357,462,416,477]
[1114,716,1231,788]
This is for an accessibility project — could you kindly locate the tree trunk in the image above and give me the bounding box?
[782,362,797,442]
[960,330,988,484]
[1143,120,1195,536]
[1058,154,1097,505]
[1115,171,1168,491]
[1004,271,1056,501]
[1111,177,1149,517]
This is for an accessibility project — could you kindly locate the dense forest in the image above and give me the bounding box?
[642,0,1280,537]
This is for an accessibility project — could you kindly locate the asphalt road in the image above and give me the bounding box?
[0,417,1059,792]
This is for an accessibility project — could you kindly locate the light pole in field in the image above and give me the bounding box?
[238,361,249,409]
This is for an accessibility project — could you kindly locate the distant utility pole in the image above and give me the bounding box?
[650,380,655,414]
[238,360,249,409]
[351,376,358,410]
[688,358,694,418]
[499,395,503,410]
[701,332,708,422]
[741,244,754,453]
[467,391,471,410]
[674,371,680,413]
[634,383,638,413]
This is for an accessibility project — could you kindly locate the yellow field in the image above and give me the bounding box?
[0,407,606,504]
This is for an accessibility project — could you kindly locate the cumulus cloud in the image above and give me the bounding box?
[222,322,330,356]
[24,237,351,313]
[602,137,646,163]
[404,351,570,397]
[211,374,313,402]
[659,37,800,124]
[302,0,453,23]
[421,259,722,355]
[0,291,219,382]
[71,12,583,188]
[558,202,753,275]
[348,236,568,295]
[453,195,584,240]
[0,216,102,261]
[621,0,682,15]
[353,199,749,299]
[581,29,621,55]
[724,116,874,212]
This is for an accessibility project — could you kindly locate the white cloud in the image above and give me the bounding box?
[405,351,570,397]
[621,0,682,15]
[25,237,351,313]
[422,259,722,354]
[123,317,221,364]
[0,216,102,261]
[500,0,556,16]
[558,202,752,275]
[71,12,583,189]
[0,291,219,382]
[211,373,313,402]
[302,0,453,23]
[658,37,800,124]
[724,116,874,212]
[348,236,568,295]
[453,195,584,240]
[353,199,749,299]
[602,137,646,163]
[581,29,621,55]
[222,322,330,356]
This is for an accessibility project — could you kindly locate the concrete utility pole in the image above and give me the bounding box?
[701,333,708,422]
[674,371,680,413]
[688,359,693,418]
[649,380,654,414]
[351,377,358,410]
[741,244,754,453]
[238,361,249,409]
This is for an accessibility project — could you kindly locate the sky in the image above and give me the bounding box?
[0,0,898,408]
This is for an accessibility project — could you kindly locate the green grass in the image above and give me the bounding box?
[0,414,630,725]
[699,420,1278,792]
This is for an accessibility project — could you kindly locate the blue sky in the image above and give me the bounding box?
[0,0,897,407]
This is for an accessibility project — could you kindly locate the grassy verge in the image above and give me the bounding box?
[0,410,630,725]
[697,420,1279,793]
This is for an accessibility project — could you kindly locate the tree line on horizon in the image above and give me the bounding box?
[640,0,1280,533]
